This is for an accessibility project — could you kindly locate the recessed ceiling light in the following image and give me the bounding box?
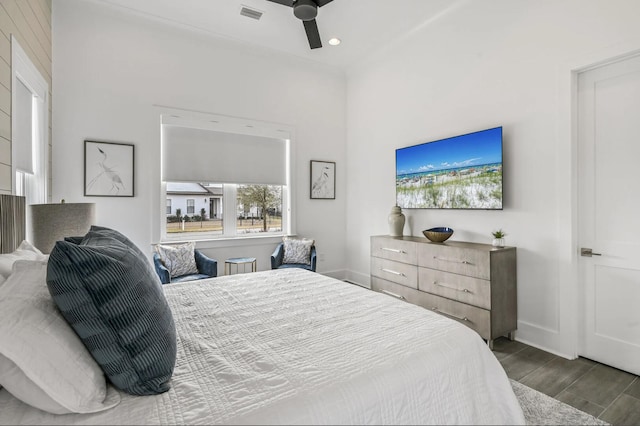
[328,38,341,46]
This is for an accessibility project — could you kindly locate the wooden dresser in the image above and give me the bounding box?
[370,235,517,349]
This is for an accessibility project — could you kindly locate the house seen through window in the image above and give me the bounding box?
[165,182,283,237]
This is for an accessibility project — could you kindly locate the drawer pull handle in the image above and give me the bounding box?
[381,289,406,300]
[433,256,473,265]
[381,268,405,277]
[432,307,470,322]
[433,281,470,293]
[382,247,406,254]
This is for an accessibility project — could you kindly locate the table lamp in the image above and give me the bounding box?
[29,201,96,254]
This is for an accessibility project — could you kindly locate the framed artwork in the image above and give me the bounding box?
[310,160,335,199]
[84,140,135,197]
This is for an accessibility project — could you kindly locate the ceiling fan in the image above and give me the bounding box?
[266,0,334,49]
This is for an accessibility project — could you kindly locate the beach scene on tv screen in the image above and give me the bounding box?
[396,127,503,209]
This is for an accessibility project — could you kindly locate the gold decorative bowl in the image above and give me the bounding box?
[423,227,454,243]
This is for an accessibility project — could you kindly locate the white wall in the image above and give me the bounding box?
[52,0,346,274]
[344,0,640,357]
[53,0,640,356]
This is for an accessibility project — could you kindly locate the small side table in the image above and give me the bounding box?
[225,257,257,275]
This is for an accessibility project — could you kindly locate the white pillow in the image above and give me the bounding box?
[155,242,199,278]
[282,237,314,265]
[0,240,46,279]
[0,260,120,414]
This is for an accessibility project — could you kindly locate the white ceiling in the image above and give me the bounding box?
[95,0,464,71]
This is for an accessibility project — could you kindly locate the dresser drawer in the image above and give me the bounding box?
[418,267,491,310]
[371,278,490,339]
[371,237,417,264]
[371,276,424,305]
[371,257,418,289]
[418,244,490,280]
[416,292,491,339]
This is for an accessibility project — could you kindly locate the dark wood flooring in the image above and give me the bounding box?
[493,337,640,425]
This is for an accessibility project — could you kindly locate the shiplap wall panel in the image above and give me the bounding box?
[0,0,51,196]
[0,164,11,193]
[30,5,51,47]
[0,60,9,89]
[0,84,9,114]
[0,136,9,163]
[1,2,51,82]
[0,34,8,65]
[17,1,51,48]
[0,111,9,141]
[0,8,12,39]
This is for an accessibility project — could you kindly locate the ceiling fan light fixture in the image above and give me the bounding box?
[293,0,318,21]
[328,37,341,46]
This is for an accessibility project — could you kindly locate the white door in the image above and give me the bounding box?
[578,53,640,374]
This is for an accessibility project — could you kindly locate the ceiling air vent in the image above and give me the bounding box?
[240,6,263,20]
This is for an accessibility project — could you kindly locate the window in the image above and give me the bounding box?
[236,184,282,234]
[11,36,48,211]
[166,182,223,236]
[166,199,171,215]
[160,112,291,241]
[164,182,284,237]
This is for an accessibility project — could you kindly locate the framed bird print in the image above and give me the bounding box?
[84,140,135,197]
[310,160,335,199]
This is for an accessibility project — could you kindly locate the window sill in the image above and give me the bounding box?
[156,233,287,250]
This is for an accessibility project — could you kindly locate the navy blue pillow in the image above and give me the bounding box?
[46,227,176,396]
[63,235,84,245]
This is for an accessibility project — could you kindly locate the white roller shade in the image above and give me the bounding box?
[162,126,286,185]
[14,79,34,174]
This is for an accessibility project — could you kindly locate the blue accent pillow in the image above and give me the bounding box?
[46,226,176,396]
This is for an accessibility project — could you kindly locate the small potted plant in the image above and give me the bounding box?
[491,229,506,247]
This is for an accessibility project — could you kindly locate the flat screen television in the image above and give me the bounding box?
[396,126,503,209]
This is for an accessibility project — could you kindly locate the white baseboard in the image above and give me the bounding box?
[319,269,346,281]
[515,320,576,360]
[321,269,370,289]
[344,270,370,289]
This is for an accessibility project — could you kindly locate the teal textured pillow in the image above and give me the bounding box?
[283,237,315,265]
[154,242,198,278]
[46,227,176,396]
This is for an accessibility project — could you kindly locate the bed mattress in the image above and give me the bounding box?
[0,268,524,425]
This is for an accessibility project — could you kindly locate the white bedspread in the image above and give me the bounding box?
[0,269,524,425]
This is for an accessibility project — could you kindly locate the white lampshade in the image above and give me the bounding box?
[29,202,96,254]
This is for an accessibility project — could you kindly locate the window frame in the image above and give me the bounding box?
[158,109,294,245]
[186,198,195,215]
[11,36,48,204]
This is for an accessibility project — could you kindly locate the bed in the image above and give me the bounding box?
[0,263,524,425]
[0,201,523,425]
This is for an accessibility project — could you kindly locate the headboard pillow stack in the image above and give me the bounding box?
[46,226,177,396]
[0,259,120,414]
[0,240,45,286]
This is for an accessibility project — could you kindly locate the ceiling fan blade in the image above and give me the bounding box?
[303,19,322,49]
[316,0,334,7]
[266,0,294,6]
